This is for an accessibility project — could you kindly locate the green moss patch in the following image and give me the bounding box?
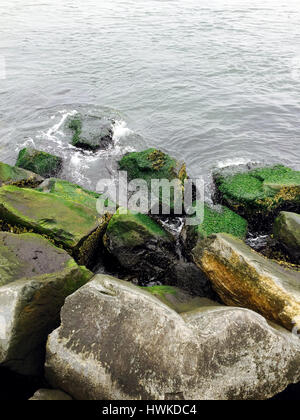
[0,161,43,187]
[16,148,62,178]
[214,165,300,223]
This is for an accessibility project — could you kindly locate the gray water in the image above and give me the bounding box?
[0,0,300,190]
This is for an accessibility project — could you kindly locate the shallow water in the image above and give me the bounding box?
[0,0,300,190]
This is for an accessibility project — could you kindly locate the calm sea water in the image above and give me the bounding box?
[0,0,300,189]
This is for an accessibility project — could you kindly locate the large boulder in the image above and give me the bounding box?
[45,275,300,400]
[273,212,300,264]
[181,203,248,252]
[68,115,113,151]
[16,148,63,178]
[119,148,187,213]
[103,209,176,283]
[0,161,43,188]
[191,233,300,332]
[0,232,92,375]
[0,185,106,267]
[214,165,300,227]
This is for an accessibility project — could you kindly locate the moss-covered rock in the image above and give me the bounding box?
[16,148,63,178]
[37,178,114,213]
[68,114,113,151]
[273,212,300,264]
[192,233,300,332]
[118,148,187,212]
[214,165,300,227]
[103,209,176,282]
[0,185,104,266]
[0,231,92,375]
[182,203,248,251]
[0,161,43,187]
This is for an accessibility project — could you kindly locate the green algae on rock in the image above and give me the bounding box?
[0,161,43,187]
[182,203,248,251]
[16,148,63,178]
[37,178,115,213]
[273,212,300,264]
[0,231,92,376]
[103,208,176,282]
[0,185,103,266]
[68,114,113,151]
[118,148,187,212]
[192,233,300,332]
[214,165,300,225]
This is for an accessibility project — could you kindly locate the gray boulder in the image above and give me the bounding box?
[45,274,300,400]
[273,211,300,263]
[0,232,93,375]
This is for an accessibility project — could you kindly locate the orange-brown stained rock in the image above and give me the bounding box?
[192,233,300,332]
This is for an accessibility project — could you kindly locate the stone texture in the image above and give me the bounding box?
[192,233,300,332]
[0,185,104,266]
[45,274,300,400]
[0,161,43,187]
[0,232,92,375]
[16,148,62,178]
[273,212,300,263]
[103,209,176,283]
[29,389,72,400]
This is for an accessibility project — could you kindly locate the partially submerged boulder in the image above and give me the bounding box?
[182,203,248,251]
[29,389,72,401]
[273,212,300,264]
[68,114,113,151]
[45,274,300,400]
[16,148,63,178]
[192,233,300,332]
[214,165,300,227]
[0,185,105,267]
[119,148,187,213]
[0,232,92,376]
[0,161,43,187]
[103,209,176,283]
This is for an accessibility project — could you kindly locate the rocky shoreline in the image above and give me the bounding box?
[0,141,299,400]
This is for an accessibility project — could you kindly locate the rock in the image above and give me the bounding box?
[214,165,300,227]
[16,148,63,178]
[103,209,176,283]
[0,232,92,375]
[0,161,43,188]
[37,178,114,213]
[162,261,218,300]
[273,212,300,264]
[29,389,72,400]
[0,185,106,267]
[45,274,300,400]
[191,233,300,332]
[68,114,113,151]
[181,203,248,252]
[118,148,187,212]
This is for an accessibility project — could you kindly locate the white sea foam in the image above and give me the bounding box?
[216,157,256,169]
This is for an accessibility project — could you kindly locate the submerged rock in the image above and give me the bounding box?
[68,115,113,151]
[0,232,92,376]
[16,148,63,178]
[273,212,300,264]
[0,161,43,188]
[119,148,187,213]
[214,165,300,227]
[182,203,248,252]
[103,209,176,283]
[0,185,105,267]
[29,389,72,401]
[192,233,300,332]
[45,274,300,400]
